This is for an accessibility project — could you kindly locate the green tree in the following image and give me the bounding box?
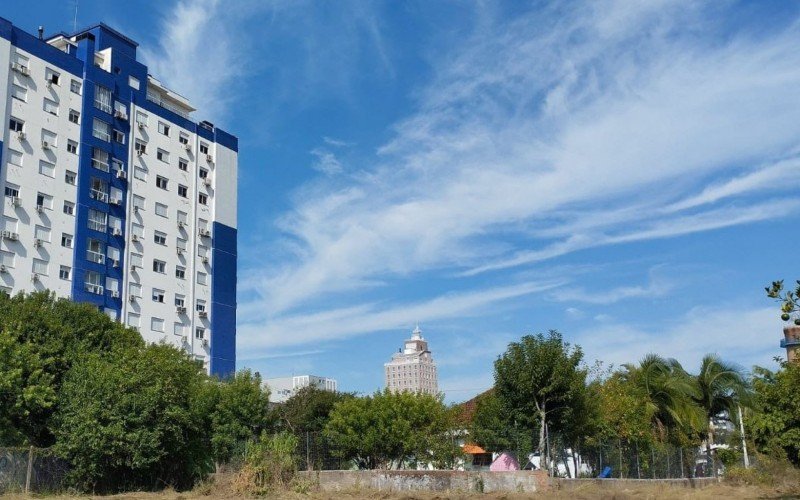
[747,362,800,466]
[54,343,211,492]
[493,330,585,471]
[693,354,750,476]
[0,291,142,446]
[469,391,523,453]
[209,370,272,470]
[765,279,800,324]
[273,385,353,433]
[324,390,459,469]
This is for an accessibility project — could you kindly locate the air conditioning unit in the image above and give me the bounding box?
[111,290,120,298]
[116,170,127,180]
[131,234,140,242]
[110,197,121,205]
[33,238,42,248]
[183,143,191,151]
[178,220,185,228]
[31,273,39,282]
[35,205,43,213]
[129,295,136,303]
[201,338,209,347]
[114,110,128,120]
[206,154,214,163]
[112,228,122,236]
[11,62,29,76]
[0,265,7,273]
[199,228,211,238]
[46,80,52,88]
[137,121,146,129]
[181,335,188,343]
[133,205,140,213]
[176,247,184,255]
[202,256,209,264]
[203,177,212,187]
[41,141,50,149]
[176,306,186,314]
[112,259,120,268]
[17,131,25,141]
[136,150,144,157]
[198,311,208,319]
[2,231,19,241]
[10,197,20,207]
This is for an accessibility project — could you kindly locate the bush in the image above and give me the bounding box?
[233,432,299,495]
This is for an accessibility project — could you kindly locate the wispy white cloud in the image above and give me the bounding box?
[238,1,800,352]
[310,148,344,175]
[551,267,675,305]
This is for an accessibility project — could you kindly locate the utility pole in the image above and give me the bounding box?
[738,405,750,468]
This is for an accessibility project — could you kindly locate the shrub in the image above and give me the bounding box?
[233,432,299,495]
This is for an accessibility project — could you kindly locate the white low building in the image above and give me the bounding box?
[265,375,338,403]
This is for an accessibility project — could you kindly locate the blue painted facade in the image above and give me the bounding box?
[1,18,238,376]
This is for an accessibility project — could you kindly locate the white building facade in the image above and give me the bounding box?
[265,375,338,403]
[0,18,238,376]
[384,326,439,395]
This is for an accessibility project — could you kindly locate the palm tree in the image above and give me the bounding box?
[621,354,703,443]
[693,355,750,477]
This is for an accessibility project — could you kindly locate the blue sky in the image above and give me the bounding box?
[10,1,800,402]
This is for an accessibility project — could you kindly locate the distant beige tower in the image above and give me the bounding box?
[384,325,439,395]
[782,325,800,363]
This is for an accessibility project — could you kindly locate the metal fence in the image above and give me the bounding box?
[0,447,70,494]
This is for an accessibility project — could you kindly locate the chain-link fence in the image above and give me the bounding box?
[0,447,70,494]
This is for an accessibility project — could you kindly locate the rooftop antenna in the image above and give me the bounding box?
[73,0,79,32]
[38,26,43,40]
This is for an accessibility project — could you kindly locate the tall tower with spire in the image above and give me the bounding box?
[384,325,439,395]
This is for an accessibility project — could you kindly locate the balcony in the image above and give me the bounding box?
[86,251,105,264]
[780,338,800,348]
[146,89,192,120]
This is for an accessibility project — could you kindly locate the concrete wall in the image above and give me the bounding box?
[297,470,549,493]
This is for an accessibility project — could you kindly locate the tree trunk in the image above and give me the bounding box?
[706,421,716,477]
[538,409,547,471]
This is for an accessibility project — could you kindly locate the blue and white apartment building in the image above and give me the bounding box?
[0,18,237,376]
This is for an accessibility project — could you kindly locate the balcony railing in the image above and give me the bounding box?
[90,190,109,203]
[780,338,800,348]
[85,283,104,295]
[146,89,191,120]
[86,250,105,264]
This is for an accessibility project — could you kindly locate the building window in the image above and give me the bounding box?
[63,201,75,215]
[94,84,112,113]
[67,140,78,154]
[70,79,81,94]
[200,143,209,155]
[86,239,105,264]
[92,118,111,142]
[178,185,188,198]
[131,224,144,240]
[158,122,170,136]
[156,176,168,190]
[151,317,165,332]
[4,185,19,198]
[135,140,147,155]
[90,178,109,202]
[43,98,59,116]
[152,288,165,303]
[34,225,50,242]
[85,270,103,294]
[133,195,145,211]
[130,253,143,269]
[31,259,48,277]
[134,165,147,181]
[68,109,80,124]
[179,133,189,145]
[155,203,168,217]
[92,148,110,171]
[11,84,26,101]
[59,265,71,280]
[154,231,167,245]
[111,158,124,174]
[46,68,60,85]
[61,233,73,248]
[42,129,57,148]
[197,271,207,285]
[114,100,126,117]
[65,170,76,185]
[38,160,55,178]
[135,110,148,128]
[178,158,188,171]
[88,209,107,232]
[175,266,186,279]
[112,129,125,144]
[198,193,208,205]
[128,76,140,90]
[175,295,185,308]
[153,260,166,274]
[195,327,205,340]
[7,149,22,167]
[157,149,169,163]
[196,300,206,312]
[199,168,209,179]
[36,193,53,210]
[9,117,23,132]
[127,312,140,328]
[129,282,141,297]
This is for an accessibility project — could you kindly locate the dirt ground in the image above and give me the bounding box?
[3,481,800,500]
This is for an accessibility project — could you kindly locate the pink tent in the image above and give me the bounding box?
[489,451,520,471]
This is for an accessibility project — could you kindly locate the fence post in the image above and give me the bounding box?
[25,446,34,494]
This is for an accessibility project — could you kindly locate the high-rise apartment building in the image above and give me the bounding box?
[0,18,237,376]
[264,375,338,403]
[384,326,438,395]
